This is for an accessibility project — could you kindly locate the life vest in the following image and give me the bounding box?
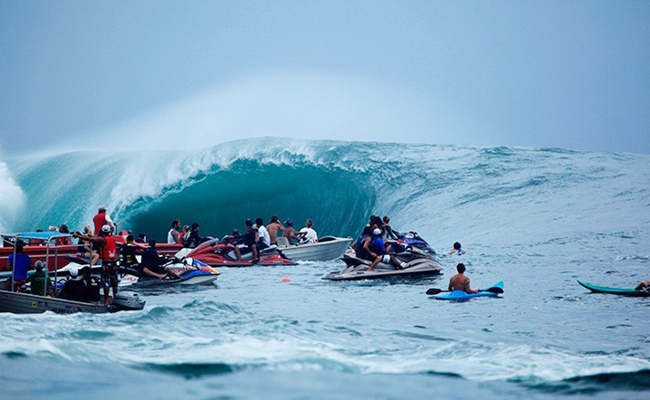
[93,213,108,235]
[99,236,118,261]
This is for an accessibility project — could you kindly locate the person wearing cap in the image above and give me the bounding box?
[266,215,284,246]
[73,225,119,303]
[299,219,318,244]
[92,206,116,235]
[282,219,299,244]
[56,224,72,245]
[27,260,52,296]
[57,267,87,302]
[364,227,405,272]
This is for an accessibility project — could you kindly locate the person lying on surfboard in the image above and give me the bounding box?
[635,280,650,291]
[448,263,479,293]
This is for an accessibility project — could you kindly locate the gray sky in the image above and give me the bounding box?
[1,1,649,156]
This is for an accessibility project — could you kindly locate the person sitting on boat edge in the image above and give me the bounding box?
[449,242,466,255]
[635,280,650,291]
[27,260,52,296]
[141,240,182,280]
[365,228,405,272]
[73,225,119,303]
[266,215,284,245]
[282,219,299,244]
[448,263,479,293]
[299,219,318,244]
[167,219,183,245]
[5,243,33,292]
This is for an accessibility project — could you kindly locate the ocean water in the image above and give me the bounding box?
[1,138,649,400]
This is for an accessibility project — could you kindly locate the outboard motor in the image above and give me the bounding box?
[112,292,145,311]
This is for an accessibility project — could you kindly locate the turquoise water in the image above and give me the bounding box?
[1,138,649,399]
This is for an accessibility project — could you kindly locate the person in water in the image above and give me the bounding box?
[364,228,404,272]
[266,215,284,245]
[73,225,119,303]
[449,242,466,255]
[255,217,271,250]
[282,219,300,244]
[167,219,183,245]
[635,280,650,291]
[27,260,52,296]
[299,219,318,244]
[448,263,479,293]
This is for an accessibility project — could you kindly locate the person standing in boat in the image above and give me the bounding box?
[4,243,33,292]
[282,219,300,244]
[73,225,119,303]
[299,219,318,244]
[167,219,183,245]
[448,263,479,293]
[120,235,140,271]
[92,205,116,235]
[266,215,284,245]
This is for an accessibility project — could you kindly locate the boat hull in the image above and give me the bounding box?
[0,290,145,314]
[277,237,352,261]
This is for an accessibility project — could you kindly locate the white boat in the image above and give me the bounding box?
[276,236,352,261]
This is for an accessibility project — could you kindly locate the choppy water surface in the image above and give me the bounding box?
[1,139,649,399]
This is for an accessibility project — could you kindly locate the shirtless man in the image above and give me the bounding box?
[448,263,479,293]
[282,219,299,244]
[635,280,650,291]
[266,215,284,245]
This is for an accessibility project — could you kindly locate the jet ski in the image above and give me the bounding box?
[186,238,296,267]
[322,246,442,281]
[118,257,220,287]
[398,232,436,255]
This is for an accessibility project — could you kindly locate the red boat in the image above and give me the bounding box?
[186,238,295,267]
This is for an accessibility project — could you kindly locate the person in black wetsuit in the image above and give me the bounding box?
[140,240,181,279]
[241,219,259,262]
[183,222,209,248]
[57,267,88,302]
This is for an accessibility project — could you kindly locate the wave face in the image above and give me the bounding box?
[4,138,649,247]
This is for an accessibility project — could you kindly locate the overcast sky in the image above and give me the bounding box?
[1,1,649,156]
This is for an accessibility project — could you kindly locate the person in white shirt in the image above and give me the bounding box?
[255,217,271,250]
[299,219,318,244]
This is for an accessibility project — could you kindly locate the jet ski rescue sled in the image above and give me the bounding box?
[118,258,220,288]
[322,247,442,281]
[578,280,650,297]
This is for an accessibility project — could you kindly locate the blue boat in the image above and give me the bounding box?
[434,281,504,301]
